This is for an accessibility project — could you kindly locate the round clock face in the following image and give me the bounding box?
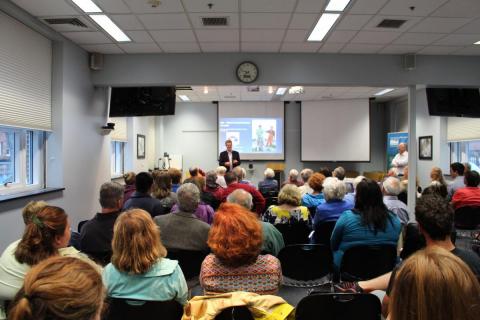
[236,62,258,83]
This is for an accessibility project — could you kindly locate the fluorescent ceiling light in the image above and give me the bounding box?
[89,15,130,42]
[179,95,190,101]
[375,88,395,96]
[268,86,274,94]
[288,86,305,94]
[475,41,480,45]
[203,86,209,94]
[276,87,287,95]
[325,0,351,12]
[71,0,102,13]
[308,13,340,41]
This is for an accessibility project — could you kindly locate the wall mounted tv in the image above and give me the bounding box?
[109,87,176,117]
[427,88,480,117]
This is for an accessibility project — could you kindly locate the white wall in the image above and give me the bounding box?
[125,116,156,173]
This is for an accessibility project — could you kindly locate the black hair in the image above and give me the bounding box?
[450,162,465,176]
[415,195,453,241]
[319,167,332,178]
[135,172,153,194]
[422,184,448,199]
[354,179,391,234]
[464,170,480,187]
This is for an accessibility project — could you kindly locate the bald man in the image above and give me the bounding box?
[391,143,408,176]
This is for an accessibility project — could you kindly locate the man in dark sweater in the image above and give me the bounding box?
[123,172,165,217]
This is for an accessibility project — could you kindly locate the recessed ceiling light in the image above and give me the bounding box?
[179,95,190,101]
[89,15,131,42]
[308,13,340,41]
[288,86,305,94]
[276,87,287,95]
[268,86,274,94]
[325,0,351,12]
[71,0,102,13]
[475,41,480,45]
[375,88,395,96]
[203,86,209,94]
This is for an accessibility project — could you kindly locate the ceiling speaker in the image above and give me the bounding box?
[403,54,416,71]
[89,52,103,71]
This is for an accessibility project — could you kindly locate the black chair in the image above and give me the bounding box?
[400,223,426,260]
[454,206,480,230]
[307,207,317,219]
[340,245,397,281]
[215,307,253,320]
[296,292,381,320]
[166,250,209,280]
[313,221,337,247]
[84,251,112,267]
[278,244,333,286]
[274,222,310,246]
[77,219,88,232]
[103,298,183,320]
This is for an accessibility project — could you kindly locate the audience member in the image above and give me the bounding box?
[154,183,210,251]
[430,166,447,188]
[200,203,282,295]
[258,168,279,196]
[8,256,104,320]
[168,167,183,192]
[463,162,472,174]
[343,175,365,205]
[170,177,215,223]
[122,172,164,217]
[451,170,480,209]
[313,177,353,230]
[388,247,480,320]
[448,162,465,199]
[421,180,448,198]
[330,179,401,269]
[104,209,188,305]
[332,166,346,180]
[80,182,124,265]
[282,169,303,187]
[152,170,178,212]
[233,166,253,186]
[215,166,227,188]
[298,168,314,196]
[301,173,326,208]
[204,171,225,203]
[227,189,285,256]
[319,167,332,178]
[397,166,421,204]
[382,177,410,225]
[122,171,136,203]
[264,184,310,224]
[192,174,221,211]
[222,172,265,215]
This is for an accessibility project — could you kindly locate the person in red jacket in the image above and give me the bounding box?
[221,172,265,215]
[451,170,480,209]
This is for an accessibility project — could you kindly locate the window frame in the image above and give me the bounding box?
[111,140,125,178]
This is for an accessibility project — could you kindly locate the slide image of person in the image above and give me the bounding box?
[255,124,264,151]
[266,125,275,148]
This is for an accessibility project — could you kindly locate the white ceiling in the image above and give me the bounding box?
[175,85,407,102]
[9,0,480,55]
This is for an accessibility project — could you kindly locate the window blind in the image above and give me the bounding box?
[0,11,52,131]
[109,117,128,142]
[447,117,480,142]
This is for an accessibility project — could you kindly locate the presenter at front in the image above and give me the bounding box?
[391,142,408,176]
[219,139,241,172]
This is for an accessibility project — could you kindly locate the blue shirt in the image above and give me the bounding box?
[172,184,180,193]
[314,200,353,225]
[302,193,325,208]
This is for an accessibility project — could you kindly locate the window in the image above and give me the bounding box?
[449,140,480,171]
[0,126,45,194]
[111,141,125,177]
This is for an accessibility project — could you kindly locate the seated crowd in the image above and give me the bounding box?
[0,162,479,319]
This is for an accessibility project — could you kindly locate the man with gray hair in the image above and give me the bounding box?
[233,166,253,186]
[382,177,410,224]
[282,169,304,187]
[333,167,346,181]
[227,189,284,256]
[154,183,210,251]
[258,168,278,196]
[80,182,124,263]
[298,168,314,196]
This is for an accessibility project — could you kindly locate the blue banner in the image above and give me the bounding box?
[387,132,408,170]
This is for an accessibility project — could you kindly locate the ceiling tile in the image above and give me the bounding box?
[418,45,464,55]
[434,34,480,46]
[196,29,240,42]
[97,0,132,14]
[241,42,281,52]
[11,0,80,16]
[125,30,154,43]
[62,31,113,44]
[432,0,480,18]
[110,15,144,30]
[379,44,423,54]
[241,29,285,42]
[326,30,357,43]
[200,42,240,52]
[283,29,310,42]
[138,14,191,29]
[454,18,480,34]
[183,0,238,13]
[189,13,239,29]
[379,0,449,17]
[349,0,389,15]
[363,15,422,32]
[241,13,291,29]
[280,42,322,52]
[242,0,297,13]
[351,31,401,44]
[318,42,345,53]
[123,0,184,14]
[289,14,319,29]
[150,30,196,42]
[118,43,162,53]
[341,43,384,54]
[393,33,447,45]
[295,0,327,13]
[81,44,124,54]
[336,15,373,30]
[159,42,201,52]
[409,17,471,33]
[452,46,480,56]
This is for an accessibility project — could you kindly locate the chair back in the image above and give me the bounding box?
[454,206,480,229]
[215,306,253,320]
[278,244,332,281]
[77,220,88,232]
[296,293,381,320]
[340,245,397,281]
[166,250,209,280]
[84,251,112,267]
[313,221,337,247]
[274,222,310,246]
[103,298,183,320]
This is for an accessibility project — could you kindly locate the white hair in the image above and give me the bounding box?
[227,189,253,210]
[300,168,314,183]
[216,166,227,175]
[353,175,366,190]
[382,177,401,196]
[333,167,345,180]
[323,177,347,202]
[177,183,200,212]
[289,169,299,179]
[264,168,275,178]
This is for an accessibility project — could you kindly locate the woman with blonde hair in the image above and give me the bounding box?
[8,256,104,320]
[102,209,188,305]
[264,184,310,224]
[389,247,480,320]
[430,166,447,187]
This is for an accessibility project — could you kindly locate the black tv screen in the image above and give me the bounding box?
[427,88,480,117]
[109,87,176,117]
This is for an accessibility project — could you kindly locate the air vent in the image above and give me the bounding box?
[175,86,193,91]
[202,17,228,26]
[377,19,407,29]
[44,18,87,28]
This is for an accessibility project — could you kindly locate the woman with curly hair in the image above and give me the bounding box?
[200,203,282,295]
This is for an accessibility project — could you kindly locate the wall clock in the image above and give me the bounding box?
[236,61,259,83]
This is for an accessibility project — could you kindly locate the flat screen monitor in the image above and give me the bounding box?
[109,87,176,117]
[427,88,480,117]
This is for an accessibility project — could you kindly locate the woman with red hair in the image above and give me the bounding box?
[200,203,282,295]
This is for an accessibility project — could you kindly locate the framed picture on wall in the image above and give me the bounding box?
[137,134,145,159]
[419,136,432,160]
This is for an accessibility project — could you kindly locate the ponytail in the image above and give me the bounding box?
[8,292,34,320]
